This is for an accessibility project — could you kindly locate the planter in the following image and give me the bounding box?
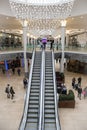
[58,100,75,108]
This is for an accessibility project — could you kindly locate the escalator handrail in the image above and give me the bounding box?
[42,50,45,130]
[19,50,35,130]
[38,50,45,130]
[52,50,61,130]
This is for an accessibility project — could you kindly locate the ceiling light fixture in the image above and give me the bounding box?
[9,0,75,20]
[9,0,75,36]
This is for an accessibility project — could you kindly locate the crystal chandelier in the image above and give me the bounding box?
[28,19,61,30]
[26,18,61,37]
[9,0,75,19]
[9,0,75,36]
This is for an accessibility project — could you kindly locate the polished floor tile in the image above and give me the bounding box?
[0,68,25,130]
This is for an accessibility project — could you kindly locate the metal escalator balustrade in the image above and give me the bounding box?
[52,51,61,130]
[39,50,45,130]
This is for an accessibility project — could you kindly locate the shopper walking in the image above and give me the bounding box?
[5,84,10,98]
[78,77,82,86]
[78,86,82,100]
[23,77,28,88]
[10,86,15,99]
[72,77,76,89]
[17,68,21,76]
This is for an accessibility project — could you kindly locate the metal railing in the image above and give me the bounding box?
[42,50,45,130]
[1,42,87,54]
[38,50,45,130]
[52,50,61,130]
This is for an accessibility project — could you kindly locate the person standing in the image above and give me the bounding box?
[17,68,21,76]
[2,67,5,74]
[50,40,54,50]
[5,84,10,98]
[43,42,46,49]
[10,86,15,99]
[28,59,30,68]
[72,77,76,89]
[12,67,15,74]
[78,86,82,100]
[78,77,82,86]
[23,77,28,88]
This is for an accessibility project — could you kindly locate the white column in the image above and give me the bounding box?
[21,34,24,48]
[60,20,66,73]
[22,20,28,77]
[31,38,34,50]
[54,38,57,50]
[32,38,34,49]
[27,36,29,46]
[30,37,32,44]
[66,34,69,47]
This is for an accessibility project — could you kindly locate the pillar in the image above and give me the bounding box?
[27,35,30,47]
[60,20,66,73]
[34,38,36,50]
[22,20,28,78]
[66,34,69,47]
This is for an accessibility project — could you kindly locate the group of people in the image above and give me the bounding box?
[5,77,28,100]
[5,84,15,99]
[72,77,83,100]
[40,41,54,50]
[57,83,67,94]
[12,67,21,76]
[72,77,82,89]
[2,66,21,76]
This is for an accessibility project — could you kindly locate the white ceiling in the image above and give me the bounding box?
[0,0,87,37]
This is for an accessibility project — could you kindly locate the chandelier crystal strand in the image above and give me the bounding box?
[9,0,75,36]
[10,0,74,5]
[9,0,75,19]
[28,19,60,30]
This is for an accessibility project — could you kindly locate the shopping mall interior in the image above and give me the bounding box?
[0,0,87,130]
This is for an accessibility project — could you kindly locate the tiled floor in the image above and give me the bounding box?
[0,63,87,130]
[59,70,87,130]
[0,68,25,130]
[55,61,87,130]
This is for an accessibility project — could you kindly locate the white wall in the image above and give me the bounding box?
[71,0,87,16]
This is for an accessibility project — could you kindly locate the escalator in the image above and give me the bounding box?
[25,51,42,130]
[19,51,42,130]
[44,51,60,130]
[19,50,61,130]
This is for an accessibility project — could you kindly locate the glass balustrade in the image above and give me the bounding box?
[0,42,87,53]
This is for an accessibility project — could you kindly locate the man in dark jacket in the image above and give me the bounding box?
[78,86,82,100]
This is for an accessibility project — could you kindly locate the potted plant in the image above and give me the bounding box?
[58,90,75,108]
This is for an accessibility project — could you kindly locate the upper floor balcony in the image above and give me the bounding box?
[0,42,87,54]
